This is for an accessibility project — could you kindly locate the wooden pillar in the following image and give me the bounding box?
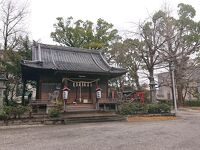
[22,80,26,106]
[75,86,78,102]
[89,84,91,101]
[79,84,82,102]
[36,80,40,99]
[106,79,108,99]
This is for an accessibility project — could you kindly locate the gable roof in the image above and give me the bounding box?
[21,42,127,77]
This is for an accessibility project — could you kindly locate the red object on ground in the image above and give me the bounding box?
[134,91,145,104]
[125,91,145,103]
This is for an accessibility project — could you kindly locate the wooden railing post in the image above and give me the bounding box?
[22,80,26,106]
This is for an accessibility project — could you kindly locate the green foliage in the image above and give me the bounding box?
[3,105,28,119]
[184,100,200,107]
[51,17,121,50]
[148,103,170,114]
[0,110,8,120]
[0,36,32,105]
[0,36,31,76]
[159,103,171,113]
[119,102,147,115]
[15,105,28,118]
[178,3,196,19]
[119,103,137,115]
[7,100,18,106]
[147,104,161,114]
[54,101,63,111]
[110,39,141,89]
[3,106,13,118]
[158,100,173,106]
[134,3,200,104]
[48,108,61,118]
[119,102,171,115]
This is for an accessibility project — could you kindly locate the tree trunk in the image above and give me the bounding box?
[149,70,156,103]
[135,73,141,90]
[133,65,141,90]
[4,73,9,105]
[119,77,125,93]
[169,63,175,106]
[177,86,183,106]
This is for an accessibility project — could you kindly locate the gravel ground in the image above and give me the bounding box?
[1,110,200,150]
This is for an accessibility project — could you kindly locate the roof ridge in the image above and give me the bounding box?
[90,53,108,71]
[33,42,101,54]
[50,47,59,69]
[99,52,112,70]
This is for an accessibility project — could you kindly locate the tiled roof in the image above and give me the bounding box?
[21,42,127,76]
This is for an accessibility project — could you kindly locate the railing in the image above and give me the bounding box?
[99,98,120,104]
[30,99,51,106]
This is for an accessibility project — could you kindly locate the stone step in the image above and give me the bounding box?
[67,104,94,109]
[64,115,126,124]
[66,104,95,112]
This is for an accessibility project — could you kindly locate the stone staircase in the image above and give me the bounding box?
[28,104,126,125]
[66,104,95,112]
[63,113,126,124]
[0,111,126,126]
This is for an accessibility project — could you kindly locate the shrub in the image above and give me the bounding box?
[7,100,18,107]
[148,103,171,114]
[147,104,161,114]
[54,101,63,111]
[141,104,149,114]
[16,105,28,118]
[119,103,136,115]
[119,102,171,115]
[158,100,172,106]
[3,106,13,118]
[158,103,171,113]
[0,110,8,120]
[119,102,147,115]
[48,108,60,118]
[184,100,200,107]
[27,105,33,118]
[3,105,28,119]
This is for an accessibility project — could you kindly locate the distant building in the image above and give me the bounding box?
[157,68,200,101]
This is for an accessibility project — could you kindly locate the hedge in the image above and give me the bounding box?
[184,100,200,107]
[48,108,61,118]
[0,105,30,119]
[119,102,171,115]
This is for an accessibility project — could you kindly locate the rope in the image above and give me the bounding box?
[62,78,99,84]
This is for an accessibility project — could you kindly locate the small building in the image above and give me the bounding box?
[21,42,126,111]
[157,70,200,101]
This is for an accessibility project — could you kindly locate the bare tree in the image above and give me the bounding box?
[157,3,200,104]
[136,12,167,103]
[0,0,29,105]
[0,0,28,51]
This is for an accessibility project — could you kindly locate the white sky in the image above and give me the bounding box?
[28,0,200,44]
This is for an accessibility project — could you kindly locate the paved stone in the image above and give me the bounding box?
[0,110,200,150]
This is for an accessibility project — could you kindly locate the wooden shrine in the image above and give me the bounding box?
[21,42,127,111]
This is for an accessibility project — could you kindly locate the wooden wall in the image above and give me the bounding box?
[38,72,109,104]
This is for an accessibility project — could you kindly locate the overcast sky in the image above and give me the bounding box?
[29,0,200,44]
